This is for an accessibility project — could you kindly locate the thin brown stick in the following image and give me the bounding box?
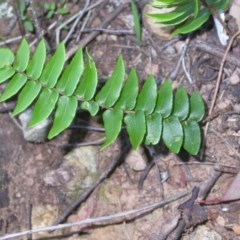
[28,0,43,39]
[0,190,190,240]
[208,31,240,117]
[66,1,129,60]
[203,31,240,148]
[51,142,131,226]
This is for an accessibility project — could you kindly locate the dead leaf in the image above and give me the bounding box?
[221,171,240,201]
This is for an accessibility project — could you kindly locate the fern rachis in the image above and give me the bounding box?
[0,38,205,155]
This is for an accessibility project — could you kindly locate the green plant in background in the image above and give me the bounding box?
[0,39,205,155]
[19,0,34,33]
[148,0,229,35]
[131,0,141,45]
[43,1,69,19]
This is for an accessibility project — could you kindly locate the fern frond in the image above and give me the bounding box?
[0,39,205,155]
[148,0,230,35]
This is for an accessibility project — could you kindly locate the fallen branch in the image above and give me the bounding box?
[0,190,190,240]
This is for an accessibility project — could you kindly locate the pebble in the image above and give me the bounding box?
[229,68,240,85]
[125,148,147,171]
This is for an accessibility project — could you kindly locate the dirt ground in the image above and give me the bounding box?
[0,0,240,239]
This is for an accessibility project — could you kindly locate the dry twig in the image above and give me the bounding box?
[0,190,190,240]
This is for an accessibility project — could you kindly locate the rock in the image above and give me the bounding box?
[31,204,61,239]
[18,109,51,143]
[44,146,99,198]
[125,148,147,171]
[145,62,159,76]
[229,68,240,85]
[188,225,222,240]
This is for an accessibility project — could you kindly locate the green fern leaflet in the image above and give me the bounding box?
[148,0,229,35]
[0,39,205,155]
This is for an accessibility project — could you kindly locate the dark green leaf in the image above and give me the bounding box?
[194,0,200,18]
[0,73,27,102]
[155,80,173,118]
[95,56,125,108]
[29,88,59,127]
[173,8,210,35]
[55,48,83,96]
[145,113,162,145]
[162,116,183,153]
[213,0,230,10]
[135,75,157,115]
[13,81,41,115]
[48,96,78,139]
[58,8,69,15]
[46,10,54,19]
[26,40,46,79]
[188,92,205,122]
[0,67,15,83]
[75,50,97,101]
[0,48,14,68]
[131,0,141,45]
[172,87,189,121]
[39,42,65,88]
[102,108,123,148]
[148,4,193,23]
[183,120,201,155]
[81,101,99,116]
[24,20,34,32]
[115,68,139,110]
[13,38,30,71]
[19,0,26,15]
[124,110,146,149]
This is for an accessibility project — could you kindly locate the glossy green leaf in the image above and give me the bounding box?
[213,0,230,10]
[194,0,199,18]
[115,68,139,110]
[102,108,123,148]
[81,101,99,116]
[131,0,141,45]
[13,81,41,115]
[26,40,46,79]
[135,76,157,115]
[0,67,15,83]
[188,92,205,122]
[39,42,65,88]
[183,120,201,155]
[0,48,14,68]
[155,80,173,118]
[48,96,78,139]
[13,38,30,71]
[148,4,193,22]
[145,113,162,145]
[75,51,97,101]
[162,116,183,153]
[172,87,189,121]
[29,88,59,127]
[0,73,27,102]
[124,110,146,149]
[152,0,189,6]
[95,56,125,108]
[173,8,210,35]
[158,9,191,26]
[55,48,83,96]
